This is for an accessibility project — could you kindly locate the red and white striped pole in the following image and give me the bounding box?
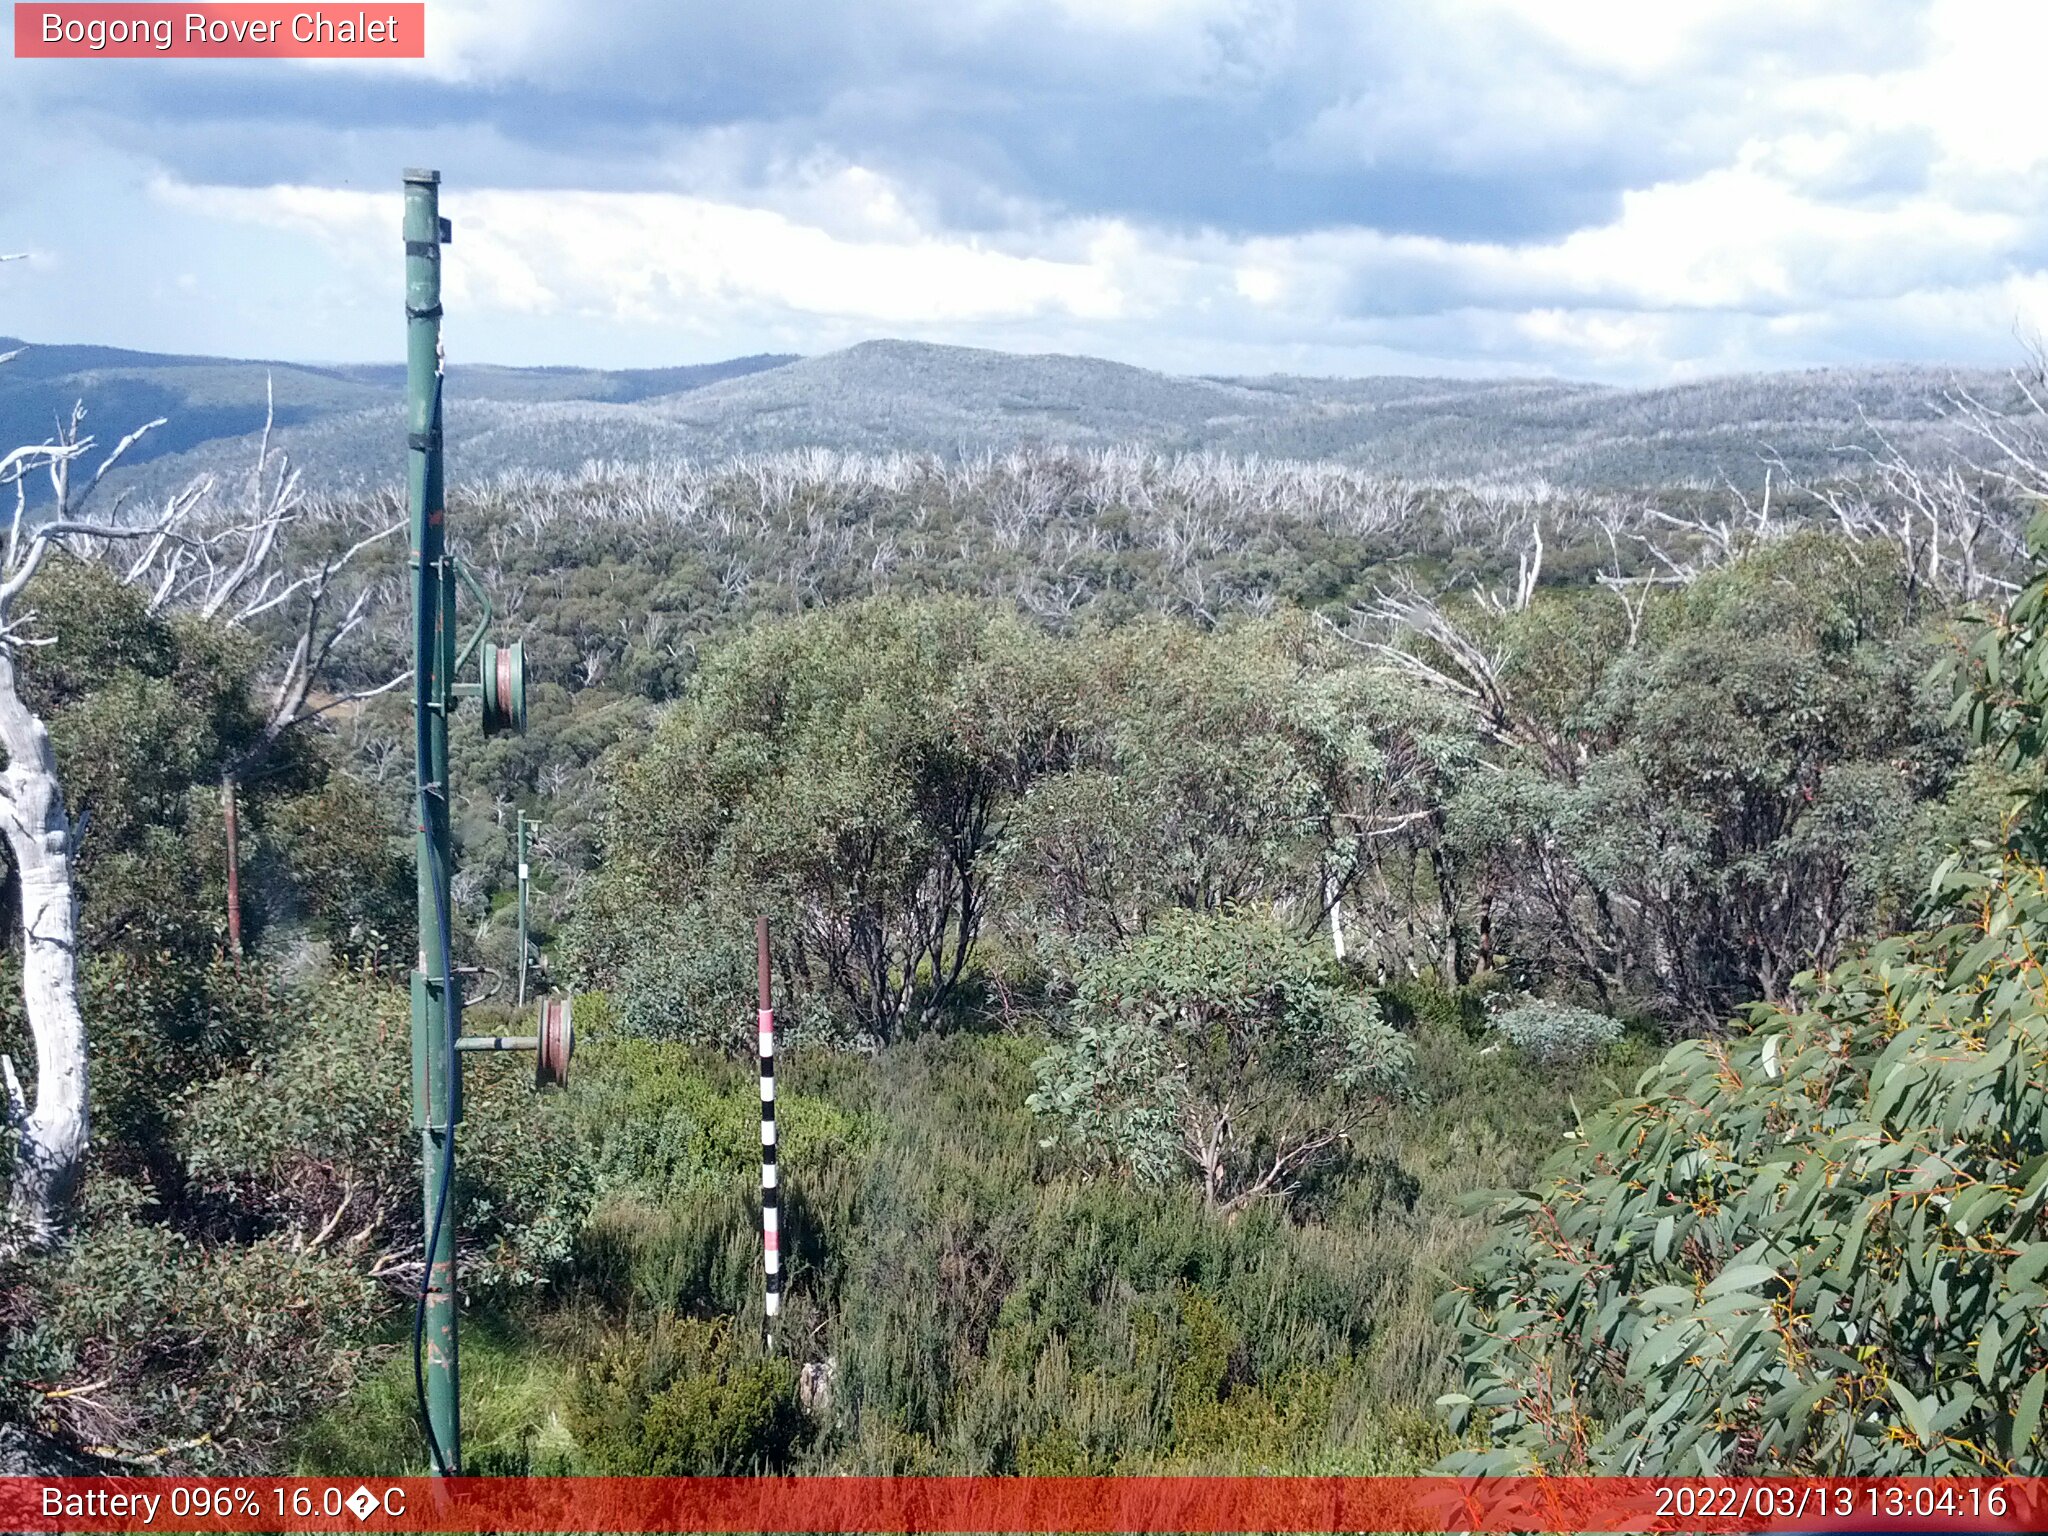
[756,916,780,1350]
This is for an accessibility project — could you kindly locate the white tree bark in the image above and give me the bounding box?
[0,405,175,1251]
[0,378,400,1249]
[0,643,87,1251]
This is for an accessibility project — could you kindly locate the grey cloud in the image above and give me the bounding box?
[3,1,1731,242]
[4,0,2038,384]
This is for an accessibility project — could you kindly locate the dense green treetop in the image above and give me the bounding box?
[1029,910,1411,1213]
[1438,518,2048,1474]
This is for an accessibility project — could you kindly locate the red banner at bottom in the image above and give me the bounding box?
[3,1475,2044,1533]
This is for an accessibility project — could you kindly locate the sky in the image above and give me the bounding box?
[5,0,2048,383]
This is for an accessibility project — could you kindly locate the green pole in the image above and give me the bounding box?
[516,813,530,1008]
[404,166,461,1477]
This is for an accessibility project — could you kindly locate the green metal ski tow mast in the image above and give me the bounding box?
[403,167,570,1478]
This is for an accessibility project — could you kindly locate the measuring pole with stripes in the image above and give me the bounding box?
[757,916,781,1349]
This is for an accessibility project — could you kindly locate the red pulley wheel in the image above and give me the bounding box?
[478,639,527,736]
[535,994,574,1089]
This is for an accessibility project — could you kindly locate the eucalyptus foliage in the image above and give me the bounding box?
[1443,536,1959,1025]
[577,597,1066,1039]
[1437,517,2048,1474]
[1029,911,1410,1212]
[994,616,1471,982]
[1441,851,2048,1473]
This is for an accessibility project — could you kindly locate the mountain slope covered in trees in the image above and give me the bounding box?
[4,334,2012,501]
[0,338,796,500]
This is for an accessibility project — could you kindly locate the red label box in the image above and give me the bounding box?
[14,3,425,57]
[0,1476,2044,1534]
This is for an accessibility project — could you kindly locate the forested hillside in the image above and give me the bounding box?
[4,362,2048,1476]
[0,338,795,502]
[6,334,2014,503]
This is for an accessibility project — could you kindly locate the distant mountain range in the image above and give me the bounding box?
[0,335,2015,500]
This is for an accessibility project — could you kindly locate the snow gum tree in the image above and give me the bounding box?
[0,413,163,1250]
[0,373,394,1251]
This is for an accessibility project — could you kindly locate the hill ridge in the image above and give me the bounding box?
[0,335,2017,497]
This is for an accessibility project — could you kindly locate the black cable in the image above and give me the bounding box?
[410,422,460,1474]
[412,823,459,1475]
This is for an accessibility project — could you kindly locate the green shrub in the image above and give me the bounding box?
[610,914,849,1053]
[612,910,755,1051]
[1029,910,1410,1211]
[562,1037,873,1319]
[1488,997,1621,1066]
[172,979,593,1292]
[7,955,286,1172]
[570,1318,802,1474]
[264,776,413,967]
[15,1207,386,1470]
[572,1038,872,1203]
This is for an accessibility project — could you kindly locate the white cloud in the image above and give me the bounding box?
[17,0,2048,382]
[1234,265,1285,305]
[150,81,2048,383]
[1470,0,1832,77]
[1880,0,2048,179]
[1039,0,1247,31]
[1536,164,2026,311]
[155,179,1127,328]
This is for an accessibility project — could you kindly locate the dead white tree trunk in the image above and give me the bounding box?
[1322,864,1347,961]
[0,397,186,1251]
[0,432,97,1252]
[0,638,87,1253]
[0,363,400,1246]
[0,637,87,1250]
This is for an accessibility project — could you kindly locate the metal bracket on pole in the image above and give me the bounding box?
[409,973,464,1131]
[454,994,575,1090]
[451,557,493,675]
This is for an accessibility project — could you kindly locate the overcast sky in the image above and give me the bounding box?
[5,0,2045,382]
